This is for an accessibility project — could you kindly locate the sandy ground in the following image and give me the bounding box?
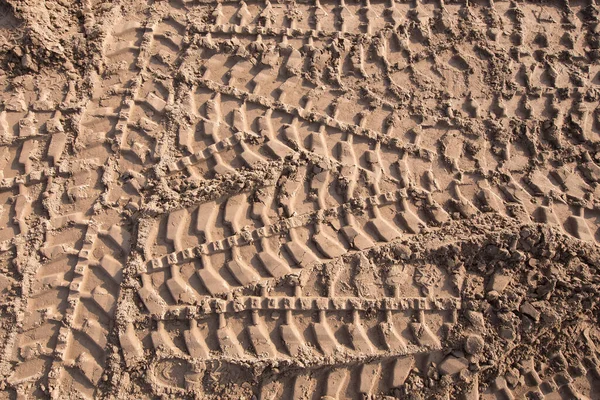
[0,0,600,398]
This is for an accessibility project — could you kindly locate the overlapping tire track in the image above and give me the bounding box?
[2,0,600,398]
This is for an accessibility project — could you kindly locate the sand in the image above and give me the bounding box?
[0,0,599,398]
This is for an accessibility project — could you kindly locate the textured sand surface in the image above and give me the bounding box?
[1,0,600,398]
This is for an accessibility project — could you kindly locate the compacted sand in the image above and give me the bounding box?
[0,0,600,398]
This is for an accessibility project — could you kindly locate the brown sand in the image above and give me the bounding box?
[0,0,600,398]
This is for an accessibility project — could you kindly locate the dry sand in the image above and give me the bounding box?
[0,0,600,398]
